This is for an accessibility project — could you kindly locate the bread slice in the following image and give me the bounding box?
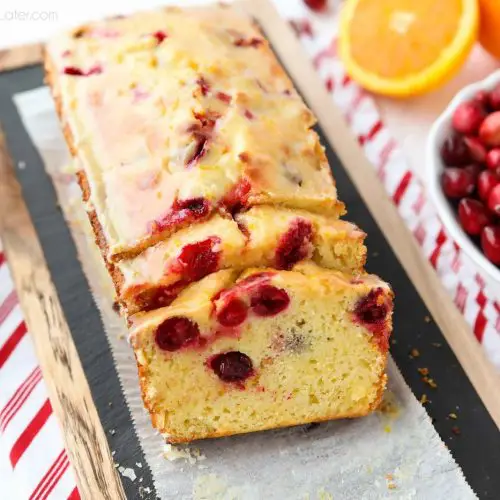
[130,263,393,443]
[117,206,366,314]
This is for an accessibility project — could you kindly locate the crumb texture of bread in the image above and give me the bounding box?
[130,265,392,443]
[45,4,393,443]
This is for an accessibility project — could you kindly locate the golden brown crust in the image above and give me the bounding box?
[44,53,77,157]
[46,51,127,301]
[139,368,388,444]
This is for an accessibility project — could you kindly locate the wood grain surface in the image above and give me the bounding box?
[0,130,125,499]
[0,43,43,73]
[243,0,500,428]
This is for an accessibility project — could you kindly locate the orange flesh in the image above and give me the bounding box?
[349,0,463,79]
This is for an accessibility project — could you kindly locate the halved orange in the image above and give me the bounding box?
[339,0,479,97]
[478,0,500,60]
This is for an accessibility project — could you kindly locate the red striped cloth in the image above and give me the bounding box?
[0,244,79,499]
[287,8,500,370]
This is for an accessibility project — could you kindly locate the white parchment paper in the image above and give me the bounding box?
[14,86,476,500]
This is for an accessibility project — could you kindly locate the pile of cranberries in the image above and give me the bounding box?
[440,86,500,265]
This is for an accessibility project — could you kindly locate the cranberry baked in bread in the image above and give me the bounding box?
[45,4,393,442]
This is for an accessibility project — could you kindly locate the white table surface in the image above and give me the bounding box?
[1,1,499,498]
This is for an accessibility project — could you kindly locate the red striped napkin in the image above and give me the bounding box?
[283,3,500,369]
[0,245,79,499]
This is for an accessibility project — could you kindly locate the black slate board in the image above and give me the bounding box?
[1,64,499,500]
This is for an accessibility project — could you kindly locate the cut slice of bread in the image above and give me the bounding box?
[117,206,366,314]
[130,263,393,443]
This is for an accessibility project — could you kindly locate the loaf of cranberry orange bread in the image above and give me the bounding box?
[116,206,367,315]
[45,5,345,262]
[129,263,393,443]
[45,4,394,442]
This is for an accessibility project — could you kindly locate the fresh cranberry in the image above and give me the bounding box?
[210,351,254,382]
[478,170,500,201]
[216,297,248,327]
[441,167,475,198]
[465,163,482,182]
[458,199,491,235]
[464,136,487,163]
[251,285,290,316]
[489,85,500,110]
[480,111,500,146]
[244,109,255,120]
[304,0,327,11]
[153,31,167,44]
[221,178,251,214]
[475,90,491,108]
[275,219,313,270]
[487,184,500,215]
[486,148,500,171]
[440,134,471,166]
[452,101,485,135]
[155,317,200,351]
[174,237,221,281]
[481,225,500,264]
[354,288,388,325]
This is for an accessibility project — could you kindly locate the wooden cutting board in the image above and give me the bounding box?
[0,1,499,498]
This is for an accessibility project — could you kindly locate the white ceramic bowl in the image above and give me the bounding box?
[427,70,500,287]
